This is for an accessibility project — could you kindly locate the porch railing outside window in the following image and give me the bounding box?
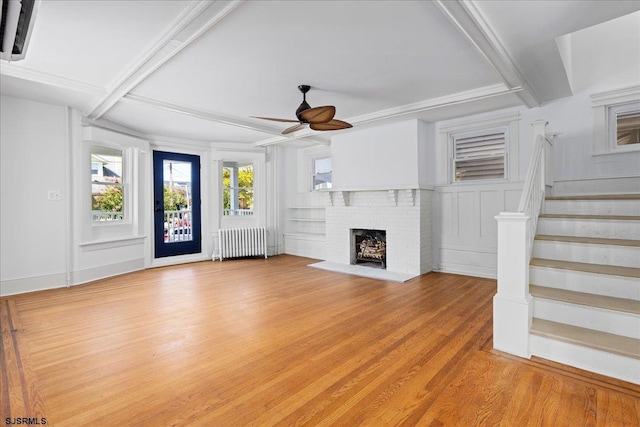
[92,211,124,221]
[164,209,192,242]
[223,208,254,216]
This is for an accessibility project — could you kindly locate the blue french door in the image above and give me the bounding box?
[153,151,201,258]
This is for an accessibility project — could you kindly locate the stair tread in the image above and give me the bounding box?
[530,258,640,278]
[546,194,640,201]
[539,214,640,220]
[535,235,640,247]
[531,318,640,359]
[530,284,640,315]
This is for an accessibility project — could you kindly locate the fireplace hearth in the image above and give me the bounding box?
[351,229,386,269]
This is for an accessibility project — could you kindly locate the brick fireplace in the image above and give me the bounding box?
[325,187,433,277]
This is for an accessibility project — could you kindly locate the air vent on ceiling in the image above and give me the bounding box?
[1,0,40,61]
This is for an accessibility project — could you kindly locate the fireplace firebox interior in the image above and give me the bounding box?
[351,229,387,269]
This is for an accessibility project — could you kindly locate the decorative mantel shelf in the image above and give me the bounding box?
[320,185,434,207]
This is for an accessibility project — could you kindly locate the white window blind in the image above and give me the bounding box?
[453,131,506,182]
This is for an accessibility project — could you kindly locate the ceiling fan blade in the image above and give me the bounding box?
[298,106,336,124]
[282,123,307,135]
[251,116,300,123]
[309,119,353,131]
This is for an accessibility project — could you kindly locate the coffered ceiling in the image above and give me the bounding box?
[1,0,638,146]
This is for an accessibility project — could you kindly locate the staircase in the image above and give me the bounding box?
[528,193,640,383]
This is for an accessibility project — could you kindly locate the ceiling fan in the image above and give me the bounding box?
[252,85,353,135]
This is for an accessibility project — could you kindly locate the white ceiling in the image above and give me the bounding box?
[1,0,638,146]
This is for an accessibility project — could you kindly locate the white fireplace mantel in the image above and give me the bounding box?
[321,185,434,208]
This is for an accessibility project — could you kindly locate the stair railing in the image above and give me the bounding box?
[493,120,553,358]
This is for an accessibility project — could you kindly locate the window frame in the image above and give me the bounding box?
[591,86,640,155]
[311,156,332,191]
[608,102,640,153]
[438,111,519,185]
[90,144,129,224]
[222,160,255,217]
[450,126,509,183]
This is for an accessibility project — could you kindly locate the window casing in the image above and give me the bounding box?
[608,102,640,152]
[451,128,507,182]
[591,86,640,155]
[312,157,332,190]
[222,161,254,216]
[91,146,125,222]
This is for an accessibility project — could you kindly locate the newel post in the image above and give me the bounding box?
[493,212,532,358]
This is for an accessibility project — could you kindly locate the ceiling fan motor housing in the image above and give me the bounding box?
[295,84,312,121]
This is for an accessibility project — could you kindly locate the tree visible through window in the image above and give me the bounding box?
[91,146,124,221]
[223,161,254,216]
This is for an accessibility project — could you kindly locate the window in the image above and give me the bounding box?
[452,129,507,182]
[591,87,640,155]
[223,161,254,216]
[312,157,332,190]
[609,102,640,150]
[91,146,124,221]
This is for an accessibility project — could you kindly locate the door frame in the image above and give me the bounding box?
[152,150,202,259]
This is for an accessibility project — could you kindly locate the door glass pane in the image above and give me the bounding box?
[163,160,192,243]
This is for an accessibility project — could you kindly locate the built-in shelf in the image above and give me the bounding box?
[286,206,326,239]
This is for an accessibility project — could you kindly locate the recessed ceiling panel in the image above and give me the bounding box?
[133,1,503,121]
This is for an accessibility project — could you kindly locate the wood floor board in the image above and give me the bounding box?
[2,255,639,426]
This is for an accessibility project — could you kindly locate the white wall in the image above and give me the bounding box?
[1,95,69,293]
[521,89,640,181]
[332,120,431,189]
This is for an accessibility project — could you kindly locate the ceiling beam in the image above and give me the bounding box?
[86,0,243,120]
[434,0,540,108]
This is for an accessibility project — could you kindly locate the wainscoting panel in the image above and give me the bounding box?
[433,182,523,278]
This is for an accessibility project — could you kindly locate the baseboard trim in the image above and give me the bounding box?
[0,273,68,297]
[71,258,145,286]
[435,263,497,279]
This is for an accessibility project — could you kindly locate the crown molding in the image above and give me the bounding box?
[590,85,640,107]
[348,83,518,125]
[87,0,244,120]
[122,94,281,136]
[0,62,105,95]
[120,94,329,146]
[434,0,540,108]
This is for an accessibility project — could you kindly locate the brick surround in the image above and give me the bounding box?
[325,188,433,276]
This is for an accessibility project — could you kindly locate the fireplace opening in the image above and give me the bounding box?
[351,229,386,269]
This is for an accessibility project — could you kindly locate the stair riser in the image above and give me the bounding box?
[533,298,640,339]
[530,335,640,384]
[529,266,640,300]
[532,241,640,268]
[537,218,640,239]
[544,199,640,216]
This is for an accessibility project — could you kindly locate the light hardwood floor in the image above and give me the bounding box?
[1,255,639,426]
